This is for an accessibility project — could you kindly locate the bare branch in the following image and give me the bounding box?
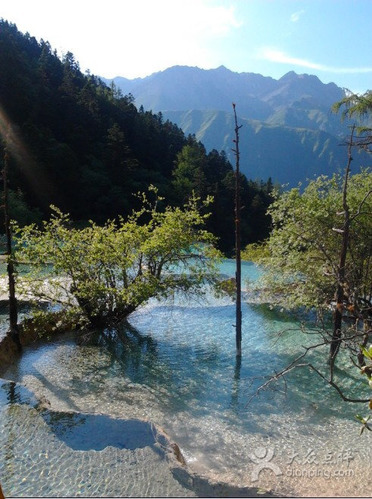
[246,330,370,407]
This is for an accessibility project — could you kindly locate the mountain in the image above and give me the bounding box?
[103,66,358,186]
[104,66,274,121]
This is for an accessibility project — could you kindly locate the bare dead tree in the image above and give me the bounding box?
[328,125,355,376]
[232,103,243,357]
[2,127,21,351]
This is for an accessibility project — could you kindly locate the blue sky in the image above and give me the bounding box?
[1,0,372,93]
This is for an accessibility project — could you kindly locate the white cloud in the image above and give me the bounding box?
[101,1,243,78]
[290,10,305,22]
[0,0,242,78]
[258,48,372,75]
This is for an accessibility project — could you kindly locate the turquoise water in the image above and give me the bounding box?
[1,260,371,496]
[0,380,195,497]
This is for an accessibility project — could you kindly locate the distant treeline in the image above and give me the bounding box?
[0,20,273,254]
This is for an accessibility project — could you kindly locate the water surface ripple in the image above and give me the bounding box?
[1,260,371,496]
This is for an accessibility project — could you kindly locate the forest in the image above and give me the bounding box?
[0,20,273,255]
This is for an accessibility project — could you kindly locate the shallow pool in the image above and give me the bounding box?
[0,379,196,497]
[1,260,371,496]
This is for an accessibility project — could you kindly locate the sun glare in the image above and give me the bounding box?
[0,104,45,196]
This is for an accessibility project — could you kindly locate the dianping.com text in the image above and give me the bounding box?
[286,467,355,479]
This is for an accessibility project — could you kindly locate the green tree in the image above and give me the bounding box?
[241,242,269,263]
[172,142,207,202]
[249,98,372,430]
[248,170,372,427]
[259,171,372,325]
[251,170,372,407]
[14,190,221,328]
[332,90,372,151]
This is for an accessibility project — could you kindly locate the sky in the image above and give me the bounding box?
[1,0,372,93]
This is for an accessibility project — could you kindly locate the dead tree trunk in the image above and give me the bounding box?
[329,126,355,376]
[2,129,21,351]
[232,103,243,357]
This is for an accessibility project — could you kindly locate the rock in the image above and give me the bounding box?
[171,442,187,466]
[37,395,52,410]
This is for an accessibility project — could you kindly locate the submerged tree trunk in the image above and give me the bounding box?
[232,103,243,357]
[2,129,21,351]
[329,127,354,375]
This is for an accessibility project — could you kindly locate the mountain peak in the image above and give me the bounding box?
[215,65,230,72]
[279,71,299,81]
[280,71,323,85]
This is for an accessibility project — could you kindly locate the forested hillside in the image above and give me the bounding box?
[0,20,273,254]
[164,109,348,186]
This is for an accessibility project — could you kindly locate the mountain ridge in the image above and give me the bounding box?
[102,65,344,120]
[101,66,359,186]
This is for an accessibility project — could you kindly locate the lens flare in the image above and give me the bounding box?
[0,103,49,204]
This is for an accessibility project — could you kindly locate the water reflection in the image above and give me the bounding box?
[228,354,242,413]
[79,319,234,416]
[1,381,37,485]
[3,383,17,484]
[65,301,369,427]
[0,379,37,406]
